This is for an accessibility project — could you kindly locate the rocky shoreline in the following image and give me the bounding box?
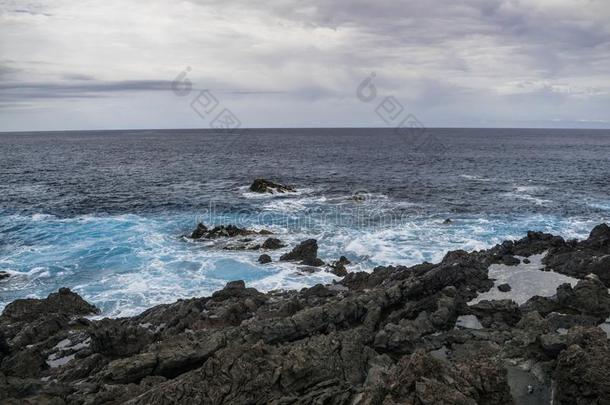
[1,224,609,404]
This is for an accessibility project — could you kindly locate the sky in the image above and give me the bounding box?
[1,0,610,131]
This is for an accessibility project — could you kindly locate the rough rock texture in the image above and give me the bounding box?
[543,224,610,286]
[498,283,512,292]
[189,224,262,240]
[1,224,609,404]
[258,254,272,264]
[262,237,285,250]
[280,239,325,267]
[249,179,295,194]
[329,256,351,277]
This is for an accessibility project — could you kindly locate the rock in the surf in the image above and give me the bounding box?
[249,178,295,194]
[190,223,208,239]
[280,239,324,266]
[189,223,266,240]
[258,254,272,264]
[328,256,351,276]
[262,237,285,250]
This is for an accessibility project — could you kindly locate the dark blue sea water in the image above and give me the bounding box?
[1,128,609,316]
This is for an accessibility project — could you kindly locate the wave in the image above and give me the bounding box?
[0,208,607,317]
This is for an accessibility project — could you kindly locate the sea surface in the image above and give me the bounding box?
[1,128,609,316]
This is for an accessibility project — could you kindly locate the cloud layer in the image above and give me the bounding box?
[1,0,609,130]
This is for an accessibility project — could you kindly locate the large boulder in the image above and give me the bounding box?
[1,288,99,322]
[521,276,610,322]
[261,237,285,250]
[554,327,610,404]
[542,223,610,286]
[280,239,324,266]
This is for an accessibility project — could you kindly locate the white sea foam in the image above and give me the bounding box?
[459,174,493,182]
[240,186,315,200]
[1,209,607,318]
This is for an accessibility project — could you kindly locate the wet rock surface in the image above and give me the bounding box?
[189,223,264,240]
[258,254,272,264]
[279,239,325,267]
[249,178,296,194]
[1,224,609,404]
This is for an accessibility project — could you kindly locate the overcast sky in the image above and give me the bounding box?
[1,0,610,131]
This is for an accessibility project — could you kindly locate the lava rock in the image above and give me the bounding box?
[190,223,208,239]
[497,283,512,292]
[261,238,285,250]
[2,288,100,322]
[328,256,351,277]
[500,255,520,266]
[249,179,295,194]
[279,239,324,266]
[2,224,609,405]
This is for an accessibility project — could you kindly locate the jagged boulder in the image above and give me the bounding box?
[261,237,285,250]
[1,288,99,322]
[280,239,324,266]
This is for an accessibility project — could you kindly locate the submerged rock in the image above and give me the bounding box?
[249,178,295,194]
[0,271,10,281]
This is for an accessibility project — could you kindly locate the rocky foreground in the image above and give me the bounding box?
[1,225,610,404]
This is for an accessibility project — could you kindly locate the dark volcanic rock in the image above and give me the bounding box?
[498,283,512,292]
[2,288,99,322]
[328,256,351,277]
[280,239,325,266]
[190,223,208,239]
[0,271,9,281]
[554,327,610,404]
[542,223,610,286]
[2,224,610,404]
[470,299,521,328]
[261,237,285,250]
[249,178,295,194]
[499,255,520,266]
[258,254,272,264]
[188,224,264,240]
[521,276,610,322]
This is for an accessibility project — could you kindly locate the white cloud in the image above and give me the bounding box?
[0,0,609,130]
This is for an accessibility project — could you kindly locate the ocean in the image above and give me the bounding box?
[1,128,609,316]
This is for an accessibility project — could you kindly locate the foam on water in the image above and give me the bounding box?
[1,207,605,317]
[1,129,609,317]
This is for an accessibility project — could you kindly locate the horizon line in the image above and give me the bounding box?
[2,125,610,134]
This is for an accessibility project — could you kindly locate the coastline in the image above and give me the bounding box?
[1,224,609,404]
